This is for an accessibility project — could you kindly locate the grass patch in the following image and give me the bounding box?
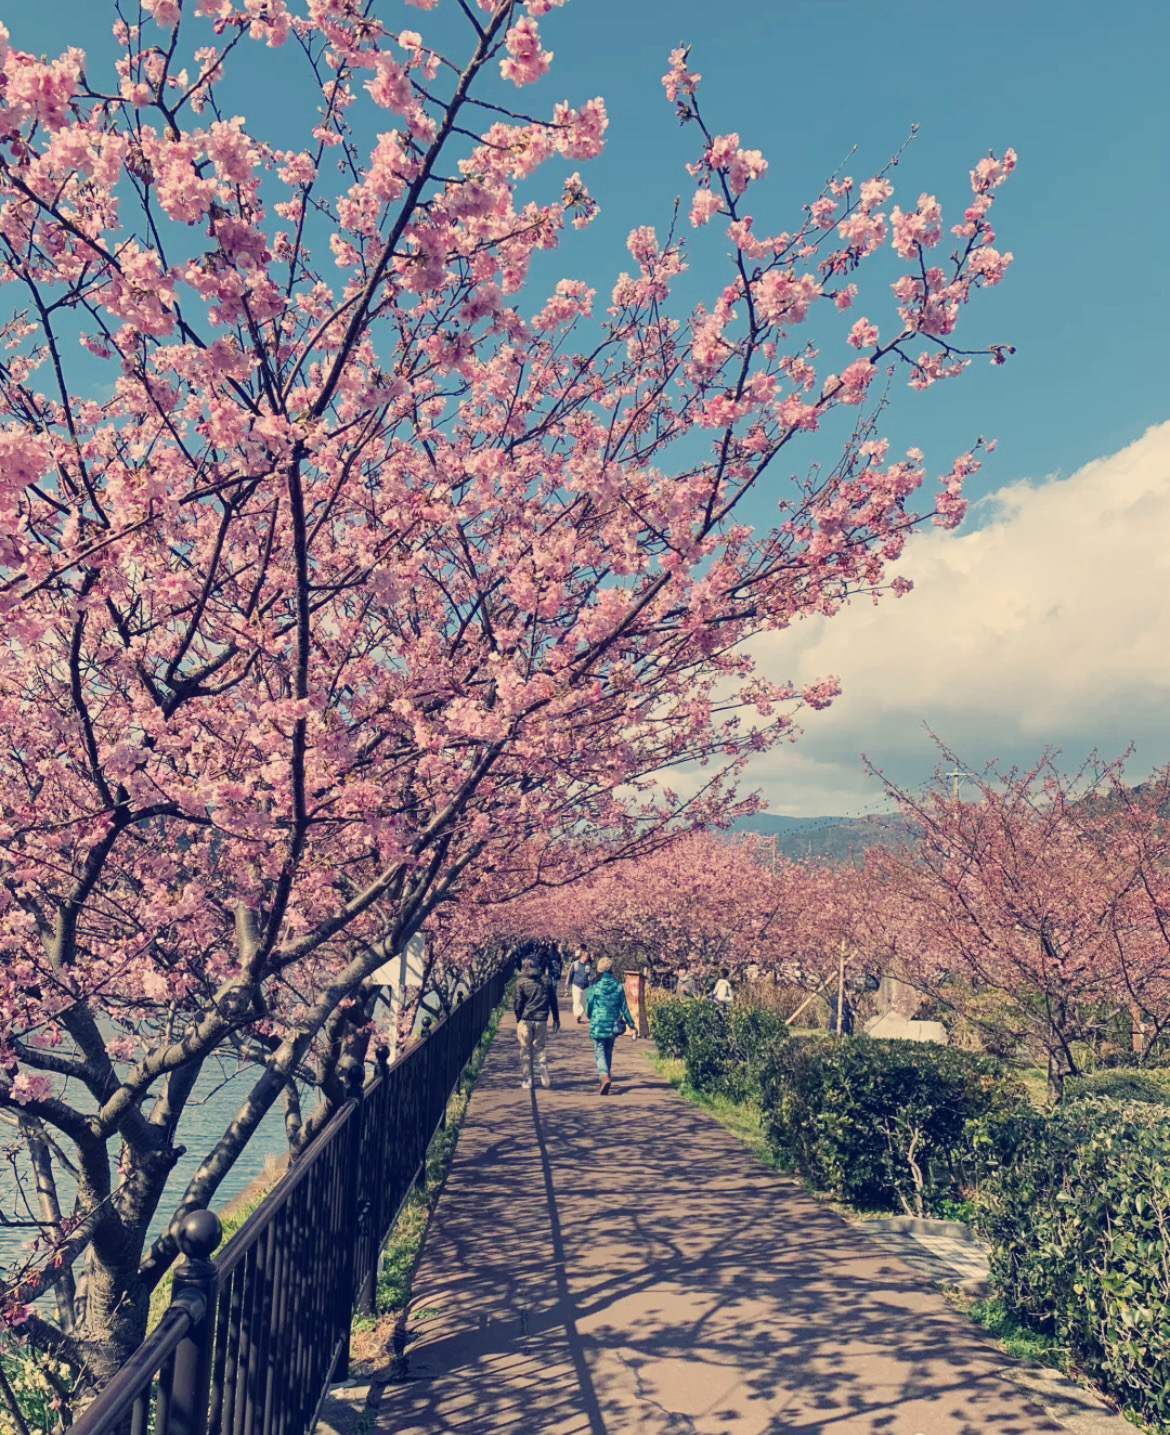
[644,1051,791,1175]
[147,1152,289,1332]
[373,994,507,1314]
[1012,1065,1050,1109]
[0,1350,74,1435]
[958,1295,1069,1370]
[351,1410,377,1435]
[947,1293,1161,1432]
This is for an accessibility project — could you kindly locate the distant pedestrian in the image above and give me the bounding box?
[566,948,593,1023]
[514,957,560,1089]
[675,967,696,998]
[585,956,637,1096]
[826,989,854,1036]
[543,944,564,991]
[711,968,734,1006]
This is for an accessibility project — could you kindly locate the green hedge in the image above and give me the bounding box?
[648,998,788,1099]
[728,1005,789,1080]
[974,1098,1170,1427]
[648,997,690,1059]
[1063,1068,1170,1105]
[757,1037,1025,1215]
[680,1000,740,1096]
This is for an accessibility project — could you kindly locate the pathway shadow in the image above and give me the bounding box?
[375,1024,1063,1434]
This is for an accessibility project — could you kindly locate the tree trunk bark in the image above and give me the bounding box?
[1046,1047,1066,1105]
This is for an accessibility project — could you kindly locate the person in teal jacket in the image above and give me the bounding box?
[584,956,637,1095]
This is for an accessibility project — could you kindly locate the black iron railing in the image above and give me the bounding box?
[69,969,510,1435]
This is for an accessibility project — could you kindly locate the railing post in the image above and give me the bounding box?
[333,1063,366,1382]
[355,1045,390,1318]
[170,1210,223,1435]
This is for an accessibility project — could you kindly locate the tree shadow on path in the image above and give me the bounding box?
[374,1023,1063,1434]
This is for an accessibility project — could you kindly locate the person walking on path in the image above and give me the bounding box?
[566,949,593,1023]
[711,967,734,1005]
[585,956,637,1095]
[513,957,560,1089]
[543,944,564,991]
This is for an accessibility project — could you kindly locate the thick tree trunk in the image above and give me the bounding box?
[1045,1046,1072,1105]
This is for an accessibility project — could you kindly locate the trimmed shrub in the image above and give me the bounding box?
[727,1005,789,1085]
[685,1003,791,1100]
[648,997,691,1060]
[682,1000,743,1099]
[757,1036,1025,1215]
[647,998,790,1101]
[974,1098,1170,1427]
[1063,1068,1170,1105]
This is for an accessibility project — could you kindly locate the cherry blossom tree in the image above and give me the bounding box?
[0,0,1016,1386]
[867,750,1170,1100]
[759,857,897,1027]
[497,831,788,978]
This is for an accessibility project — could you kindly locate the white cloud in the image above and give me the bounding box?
[742,420,1170,814]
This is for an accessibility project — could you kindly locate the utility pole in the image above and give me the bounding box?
[945,769,966,803]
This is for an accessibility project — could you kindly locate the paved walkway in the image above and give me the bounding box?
[370,1019,1122,1435]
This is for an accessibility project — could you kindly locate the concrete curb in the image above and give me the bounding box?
[854,1217,991,1297]
[997,1362,1131,1435]
[863,1216,979,1241]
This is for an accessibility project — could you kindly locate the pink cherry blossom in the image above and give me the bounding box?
[0,5,1016,1387]
[847,317,880,349]
[143,0,182,28]
[690,189,723,227]
[662,46,701,102]
[8,1072,54,1106]
[553,97,608,158]
[367,55,413,112]
[500,17,552,87]
[890,193,943,259]
[837,359,876,405]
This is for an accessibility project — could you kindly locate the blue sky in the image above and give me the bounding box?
[9,0,1170,814]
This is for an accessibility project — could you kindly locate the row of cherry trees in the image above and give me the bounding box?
[501,828,878,991]
[513,753,1170,1104]
[0,0,1018,1387]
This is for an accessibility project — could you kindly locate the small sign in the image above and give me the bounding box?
[623,971,650,1038]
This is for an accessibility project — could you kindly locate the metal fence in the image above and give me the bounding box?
[69,969,510,1435]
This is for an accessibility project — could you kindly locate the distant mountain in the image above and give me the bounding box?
[732,811,914,864]
[729,813,827,837]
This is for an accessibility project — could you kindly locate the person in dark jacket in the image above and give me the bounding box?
[584,956,637,1095]
[825,988,854,1036]
[543,945,564,990]
[514,957,560,1089]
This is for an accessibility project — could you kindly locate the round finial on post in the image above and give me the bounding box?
[343,1059,365,1098]
[176,1209,223,1262]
